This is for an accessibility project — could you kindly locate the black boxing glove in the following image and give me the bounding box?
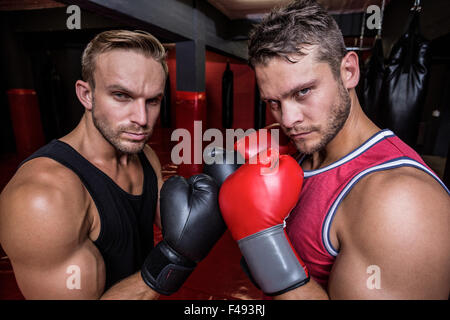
[141,174,225,295]
[203,146,244,187]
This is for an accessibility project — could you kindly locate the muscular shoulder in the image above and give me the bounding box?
[1,156,89,209]
[343,166,448,241]
[349,166,447,220]
[336,166,449,297]
[0,157,90,260]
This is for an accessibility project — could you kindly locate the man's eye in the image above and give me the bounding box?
[267,100,280,111]
[147,97,162,106]
[296,88,311,98]
[113,92,130,100]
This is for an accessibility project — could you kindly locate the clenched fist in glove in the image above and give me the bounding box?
[141,174,225,295]
[219,149,309,295]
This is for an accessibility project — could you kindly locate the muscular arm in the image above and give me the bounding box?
[0,160,159,300]
[275,167,450,300]
[0,164,104,299]
[328,168,449,299]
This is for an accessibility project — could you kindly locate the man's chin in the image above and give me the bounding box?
[294,140,321,155]
[115,140,147,154]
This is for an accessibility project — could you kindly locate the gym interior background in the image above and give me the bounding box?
[0,0,449,300]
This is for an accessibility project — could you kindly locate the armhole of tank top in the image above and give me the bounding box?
[60,157,107,246]
[321,156,449,258]
[37,154,107,245]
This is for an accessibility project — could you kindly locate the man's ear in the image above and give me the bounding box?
[75,80,94,111]
[340,51,360,90]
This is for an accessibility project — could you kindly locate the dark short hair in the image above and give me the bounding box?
[248,0,347,78]
[81,29,167,89]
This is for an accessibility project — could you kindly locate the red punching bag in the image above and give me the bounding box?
[7,89,45,159]
[174,91,207,178]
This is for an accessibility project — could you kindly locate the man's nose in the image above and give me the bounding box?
[130,99,148,127]
[280,101,304,129]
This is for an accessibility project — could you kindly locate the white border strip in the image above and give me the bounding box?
[304,130,394,178]
[322,158,450,257]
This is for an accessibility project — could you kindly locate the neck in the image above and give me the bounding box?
[60,112,136,167]
[308,91,380,170]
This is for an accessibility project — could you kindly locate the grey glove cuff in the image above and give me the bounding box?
[238,224,309,295]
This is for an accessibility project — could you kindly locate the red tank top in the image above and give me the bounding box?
[285,129,449,289]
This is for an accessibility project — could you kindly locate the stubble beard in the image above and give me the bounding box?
[294,80,351,155]
[91,98,150,155]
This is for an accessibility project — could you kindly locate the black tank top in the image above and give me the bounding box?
[21,140,158,290]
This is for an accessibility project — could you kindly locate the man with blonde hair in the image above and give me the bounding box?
[0,30,225,299]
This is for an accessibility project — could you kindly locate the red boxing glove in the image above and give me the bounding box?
[219,149,309,295]
[234,123,297,161]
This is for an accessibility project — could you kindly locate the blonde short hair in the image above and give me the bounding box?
[81,29,168,88]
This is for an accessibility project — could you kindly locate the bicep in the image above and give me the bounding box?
[11,240,105,299]
[0,186,105,299]
[329,235,449,300]
[328,243,392,299]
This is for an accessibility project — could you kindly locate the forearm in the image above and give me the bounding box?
[274,278,329,300]
[100,272,160,300]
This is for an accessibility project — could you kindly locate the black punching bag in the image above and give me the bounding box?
[362,37,385,126]
[161,74,171,128]
[222,61,233,129]
[254,83,266,130]
[379,7,431,147]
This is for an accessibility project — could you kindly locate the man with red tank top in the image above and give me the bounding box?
[218,0,449,299]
